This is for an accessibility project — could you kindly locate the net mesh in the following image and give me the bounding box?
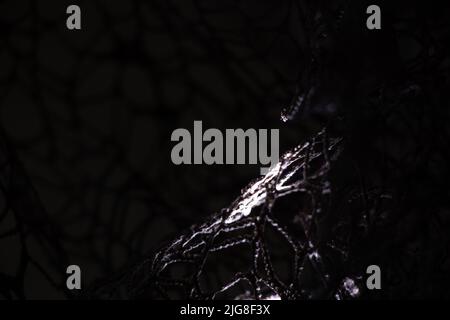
[1,0,450,300]
[90,129,383,299]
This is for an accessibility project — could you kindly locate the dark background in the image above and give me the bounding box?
[0,0,449,299]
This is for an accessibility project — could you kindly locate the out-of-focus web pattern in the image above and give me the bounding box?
[0,130,68,299]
